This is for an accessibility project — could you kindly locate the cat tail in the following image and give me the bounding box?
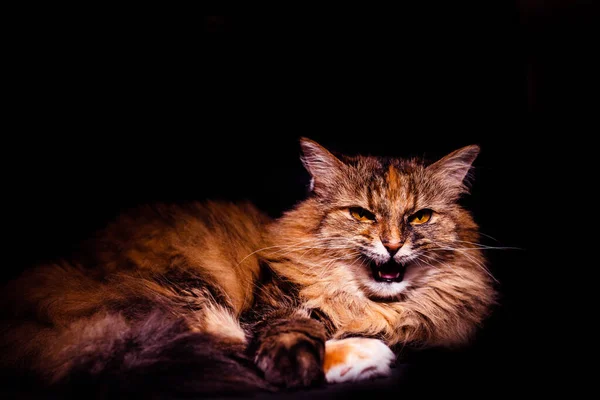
[1,311,273,398]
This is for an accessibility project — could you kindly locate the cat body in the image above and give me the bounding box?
[0,139,496,396]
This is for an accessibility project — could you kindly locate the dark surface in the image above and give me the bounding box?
[3,4,593,397]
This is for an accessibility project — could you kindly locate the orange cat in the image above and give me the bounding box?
[0,138,496,396]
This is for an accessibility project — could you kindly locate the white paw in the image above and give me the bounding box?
[324,338,395,384]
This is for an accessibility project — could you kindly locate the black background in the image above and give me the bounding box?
[3,3,594,397]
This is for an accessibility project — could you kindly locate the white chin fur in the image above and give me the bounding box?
[364,280,410,298]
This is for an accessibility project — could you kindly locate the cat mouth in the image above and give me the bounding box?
[369,260,406,283]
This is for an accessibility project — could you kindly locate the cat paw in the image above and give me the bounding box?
[324,338,395,383]
[255,332,325,389]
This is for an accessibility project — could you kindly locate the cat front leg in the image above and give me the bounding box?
[324,338,396,383]
[251,316,326,389]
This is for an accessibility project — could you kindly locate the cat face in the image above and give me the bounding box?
[300,139,480,299]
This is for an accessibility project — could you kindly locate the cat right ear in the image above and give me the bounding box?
[427,144,480,196]
[299,138,345,193]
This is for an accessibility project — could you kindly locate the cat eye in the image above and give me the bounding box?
[349,207,376,222]
[409,209,433,225]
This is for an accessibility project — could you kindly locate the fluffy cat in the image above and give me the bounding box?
[0,138,496,396]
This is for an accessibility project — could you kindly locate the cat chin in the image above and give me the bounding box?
[362,280,410,299]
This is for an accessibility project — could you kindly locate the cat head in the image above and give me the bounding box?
[297,138,481,299]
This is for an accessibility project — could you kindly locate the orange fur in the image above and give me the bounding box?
[323,343,347,373]
[0,139,496,389]
[265,139,495,347]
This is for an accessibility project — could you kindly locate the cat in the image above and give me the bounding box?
[0,138,496,397]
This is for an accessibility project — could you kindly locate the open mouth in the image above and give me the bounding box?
[370,260,406,283]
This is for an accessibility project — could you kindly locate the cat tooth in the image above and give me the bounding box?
[378,271,383,278]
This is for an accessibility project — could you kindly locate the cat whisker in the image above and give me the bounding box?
[429,246,518,251]
[274,245,357,260]
[452,240,522,251]
[237,238,352,266]
[478,232,501,243]
[235,241,314,267]
[287,248,360,277]
[413,255,442,272]
[426,246,498,283]
[414,254,472,283]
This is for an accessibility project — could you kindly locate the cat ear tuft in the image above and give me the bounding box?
[299,138,344,193]
[428,145,480,193]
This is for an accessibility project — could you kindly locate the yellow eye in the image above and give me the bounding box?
[409,209,432,225]
[350,207,376,222]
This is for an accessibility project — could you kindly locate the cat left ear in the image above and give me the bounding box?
[299,138,345,193]
[427,145,480,193]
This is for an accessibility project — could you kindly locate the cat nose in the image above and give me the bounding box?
[382,241,402,256]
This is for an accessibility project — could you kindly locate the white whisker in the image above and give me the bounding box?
[426,245,498,283]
